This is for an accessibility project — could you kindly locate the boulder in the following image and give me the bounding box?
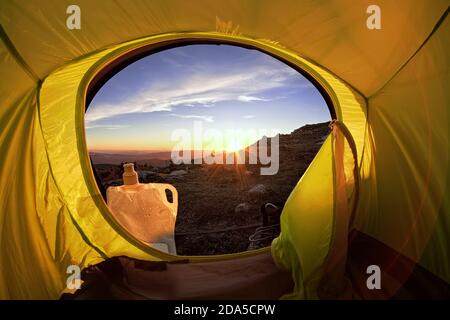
[169,169,188,176]
[248,184,267,196]
[235,202,251,214]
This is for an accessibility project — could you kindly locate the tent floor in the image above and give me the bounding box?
[62,252,295,300]
[62,231,450,300]
[347,230,450,299]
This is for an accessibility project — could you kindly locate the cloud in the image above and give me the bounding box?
[237,95,267,102]
[169,114,214,122]
[242,115,256,119]
[86,59,301,124]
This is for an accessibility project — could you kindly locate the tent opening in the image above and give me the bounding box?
[84,41,334,257]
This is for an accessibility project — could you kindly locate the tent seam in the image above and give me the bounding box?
[0,24,40,82]
[369,6,450,98]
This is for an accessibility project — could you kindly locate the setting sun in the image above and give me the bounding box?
[225,141,244,153]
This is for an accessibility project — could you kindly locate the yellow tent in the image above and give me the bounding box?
[0,0,448,299]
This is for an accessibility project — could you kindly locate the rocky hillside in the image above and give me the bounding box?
[92,122,330,255]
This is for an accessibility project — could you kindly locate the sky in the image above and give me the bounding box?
[86,44,330,152]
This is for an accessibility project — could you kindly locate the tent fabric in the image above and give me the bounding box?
[360,14,450,283]
[272,121,358,299]
[0,1,449,299]
[0,0,448,96]
[272,136,335,299]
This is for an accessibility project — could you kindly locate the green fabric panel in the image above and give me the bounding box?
[272,136,334,299]
[365,15,449,283]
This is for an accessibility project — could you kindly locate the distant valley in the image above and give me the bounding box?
[90,151,172,167]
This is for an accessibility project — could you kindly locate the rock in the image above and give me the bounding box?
[248,184,269,201]
[138,170,168,183]
[235,203,251,214]
[248,184,267,196]
[138,170,157,180]
[169,169,188,176]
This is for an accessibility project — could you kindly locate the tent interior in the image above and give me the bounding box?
[0,1,449,299]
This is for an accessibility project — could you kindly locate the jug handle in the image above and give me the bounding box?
[155,183,178,217]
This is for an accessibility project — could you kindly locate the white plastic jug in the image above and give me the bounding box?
[107,179,178,255]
